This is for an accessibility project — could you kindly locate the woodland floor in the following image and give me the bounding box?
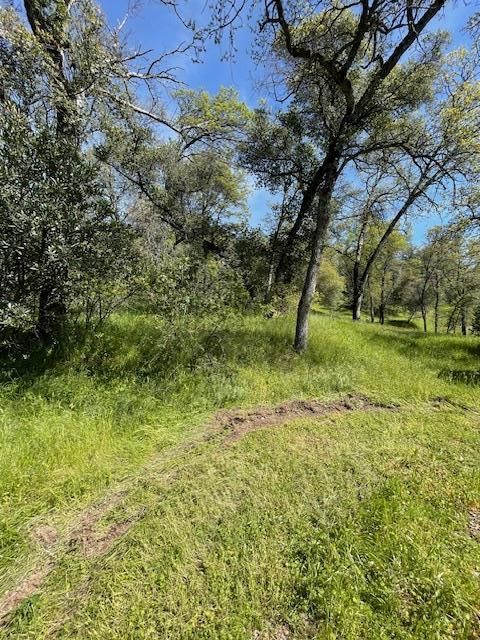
[0,311,480,639]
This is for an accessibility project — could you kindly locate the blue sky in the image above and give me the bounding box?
[100,0,476,243]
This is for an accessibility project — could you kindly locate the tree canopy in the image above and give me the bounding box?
[2,0,480,350]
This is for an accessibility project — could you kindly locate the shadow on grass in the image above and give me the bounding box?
[386,319,419,330]
[0,314,299,392]
[6,311,478,399]
[438,369,480,385]
[0,327,81,384]
[360,324,480,372]
[0,309,365,406]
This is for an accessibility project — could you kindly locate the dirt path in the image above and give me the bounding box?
[215,394,394,443]
[0,394,393,626]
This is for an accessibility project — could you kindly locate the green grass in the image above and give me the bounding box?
[1,312,480,638]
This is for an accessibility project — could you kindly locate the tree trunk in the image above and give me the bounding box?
[294,162,338,352]
[379,266,387,325]
[369,292,375,323]
[353,288,364,321]
[265,260,275,304]
[461,308,467,336]
[434,279,440,334]
[447,304,460,334]
[265,189,289,301]
[274,208,306,286]
[352,265,365,321]
[37,283,66,343]
[276,152,339,286]
[421,305,427,333]
[352,213,369,321]
[379,305,385,325]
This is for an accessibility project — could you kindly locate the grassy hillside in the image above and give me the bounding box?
[1,312,480,638]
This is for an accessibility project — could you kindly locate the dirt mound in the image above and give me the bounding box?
[0,564,54,623]
[30,524,59,550]
[253,624,290,640]
[217,394,392,443]
[431,396,479,413]
[468,506,480,539]
[70,508,145,558]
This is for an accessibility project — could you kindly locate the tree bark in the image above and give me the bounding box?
[461,308,467,336]
[352,284,364,320]
[275,152,338,286]
[421,305,427,333]
[434,276,440,334]
[294,160,338,351]
[369,290,375,323]
[352,213,369,320]
[265,260,275,304]
[37,283,66,343]
[379,266,387,325]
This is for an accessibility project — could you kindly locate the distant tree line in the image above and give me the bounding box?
[1,0,480,355]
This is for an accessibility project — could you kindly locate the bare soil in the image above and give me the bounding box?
[0,564,54,623]
[252,624,291,640]
[30,524,59,550]
[468,506,480,539]
[216,394,393,443]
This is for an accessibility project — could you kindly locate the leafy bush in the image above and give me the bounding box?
[0,110,136,343]
[133,250,250,320]
[471,305,480,336]
[317,259,345,309]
